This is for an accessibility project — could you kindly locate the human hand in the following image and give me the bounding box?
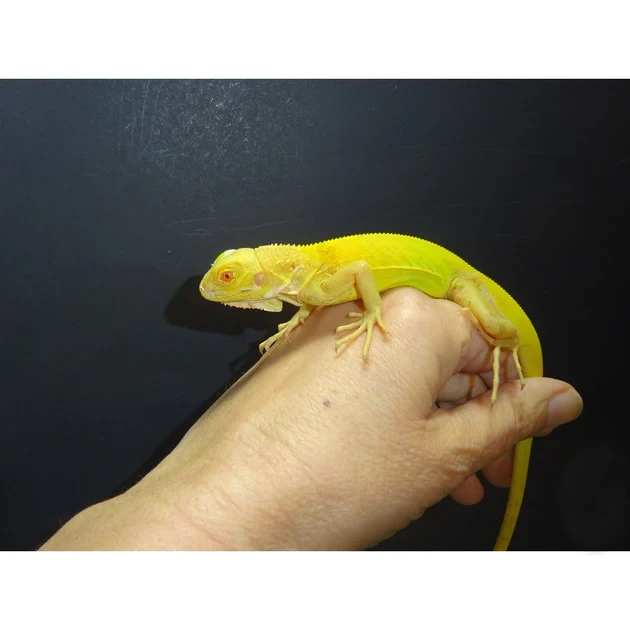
[41,288,583,550]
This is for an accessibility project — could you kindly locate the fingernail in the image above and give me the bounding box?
[546,388,583,430]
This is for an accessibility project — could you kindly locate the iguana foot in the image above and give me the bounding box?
[335,308,389,360]
[259,305,313,354]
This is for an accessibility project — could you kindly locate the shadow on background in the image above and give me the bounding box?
[163,272,284,377]
[164,275,279,335]
[106,275,286,501]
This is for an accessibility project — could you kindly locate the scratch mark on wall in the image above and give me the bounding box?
[176,240,192,269]
[442,199,588,208]
[116,81,125,160]
[223,219,296,231]
[169,217,216,225]
[147,78,164,150]
[460,146,588,159]
[611,155,630,168]
[140,80,149,148]
[92,80,315,196]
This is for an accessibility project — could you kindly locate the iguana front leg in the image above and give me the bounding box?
[259,304,314,355]
[446,272,526,403]
[315,260,389,360]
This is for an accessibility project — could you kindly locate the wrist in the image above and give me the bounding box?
[39,490,228,551]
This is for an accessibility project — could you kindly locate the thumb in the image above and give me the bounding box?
[431,377,583,476]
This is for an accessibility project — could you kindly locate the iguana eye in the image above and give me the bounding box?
[220,271,234,283]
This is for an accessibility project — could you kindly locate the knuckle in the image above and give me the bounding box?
[384,287,434,325]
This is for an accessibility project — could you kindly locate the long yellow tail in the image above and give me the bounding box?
[481,276,541,551]
[493,437,533,550]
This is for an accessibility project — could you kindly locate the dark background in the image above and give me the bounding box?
[1,80,627,551]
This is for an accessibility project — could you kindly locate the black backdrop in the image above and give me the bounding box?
[1,80,627,551]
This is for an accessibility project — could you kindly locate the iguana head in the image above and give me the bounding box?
[199,248,285,312]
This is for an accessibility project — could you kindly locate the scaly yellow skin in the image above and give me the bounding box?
[199,233,543,551]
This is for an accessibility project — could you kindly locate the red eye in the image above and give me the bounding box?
[220,271,233,283]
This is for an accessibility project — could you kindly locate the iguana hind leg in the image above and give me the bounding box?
[447,272,525,403]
